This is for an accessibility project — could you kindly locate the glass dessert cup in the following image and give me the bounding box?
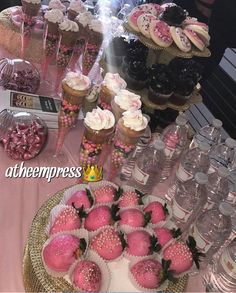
[43,81,89,165]
[79,123,115,169]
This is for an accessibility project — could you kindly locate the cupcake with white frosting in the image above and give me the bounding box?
[67,0,86,21]
[62,71,91,104]
[75,11,93,38]
[57,19,79,67]
[98,73,127,110]
[21,0,41,16]
[48,0,66,12]
[111,89,142,122]
[117,109,148,145]
[84,107,115,144]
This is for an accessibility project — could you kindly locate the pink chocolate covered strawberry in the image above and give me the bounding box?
[72,260,102,292]
[49,206,82,235]
[66,188,94,209]
[118,188,145,208]
[93,184,117,204]
[126,231,160,257]
[84,204,119,232]
[43,234,87,273]
[154,227,182,247]
[90,227,126,260]
[144,201,169,224]
[119,208,150,228]
[163,236,205,274]
[131,259,176,289]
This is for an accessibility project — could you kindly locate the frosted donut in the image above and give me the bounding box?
[184,28,205,51]
[137,13,157,39]
[170,26,192,52]
[149,20,173,48]
[128,8,146,32]
[185,24,210,45]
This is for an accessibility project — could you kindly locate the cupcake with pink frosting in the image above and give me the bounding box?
[111,90,142,122]
[98,73,127,110]
[67,0,86,20]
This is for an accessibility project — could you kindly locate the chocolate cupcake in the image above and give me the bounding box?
[169,58,203,105]
[148,64,174,105]
[122,39,148,74]
[124,60,149,90]
[104,36,129,67]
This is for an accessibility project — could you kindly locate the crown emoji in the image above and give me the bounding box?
[83,165,103,182]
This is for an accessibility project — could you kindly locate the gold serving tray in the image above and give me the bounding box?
[23,186,188,292]
[123,22,211,59]
[100,58,202,111]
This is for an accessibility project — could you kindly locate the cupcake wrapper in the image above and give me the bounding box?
[60,184,94,210]
[89,226,125,263]
[160,238,197,277]
[124,226,156,261]
[142,195,172,227]
[88,180,119,204]
[128,255,169,292]
[117,185,145,208]
[68,250,111,292]
[42,229,89,278]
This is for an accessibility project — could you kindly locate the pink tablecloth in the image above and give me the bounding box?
[0,121,206,292]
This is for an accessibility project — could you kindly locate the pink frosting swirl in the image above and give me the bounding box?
[63,72,91,91]
[85,107,115,130]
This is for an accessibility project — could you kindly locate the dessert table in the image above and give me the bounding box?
[0,6,206,292]
[0,121,206,292]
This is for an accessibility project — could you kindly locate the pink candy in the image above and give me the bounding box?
[2,120,47,160]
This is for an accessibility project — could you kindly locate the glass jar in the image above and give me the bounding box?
[0,109,47,160]
[0,58,40,94]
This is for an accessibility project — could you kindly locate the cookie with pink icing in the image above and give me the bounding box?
[170,26,192,52]
[43,234,87,273]
[149,20,173,47]
[185,24,210,46]
[137,13,157,39]
[71,260,102,291]
[139,3,163,16]
[184,28,205,51]
[128,8,146,32]
[90,227,125,260]
[126,230,160,257]
[183,18,209,31]
[49,206,82,235]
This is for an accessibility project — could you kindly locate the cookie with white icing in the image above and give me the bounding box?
[183,18,209,32]
[170,26,192,52]
[149,20,173,47]
[184,28,205,51]
[137,13,157,39]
